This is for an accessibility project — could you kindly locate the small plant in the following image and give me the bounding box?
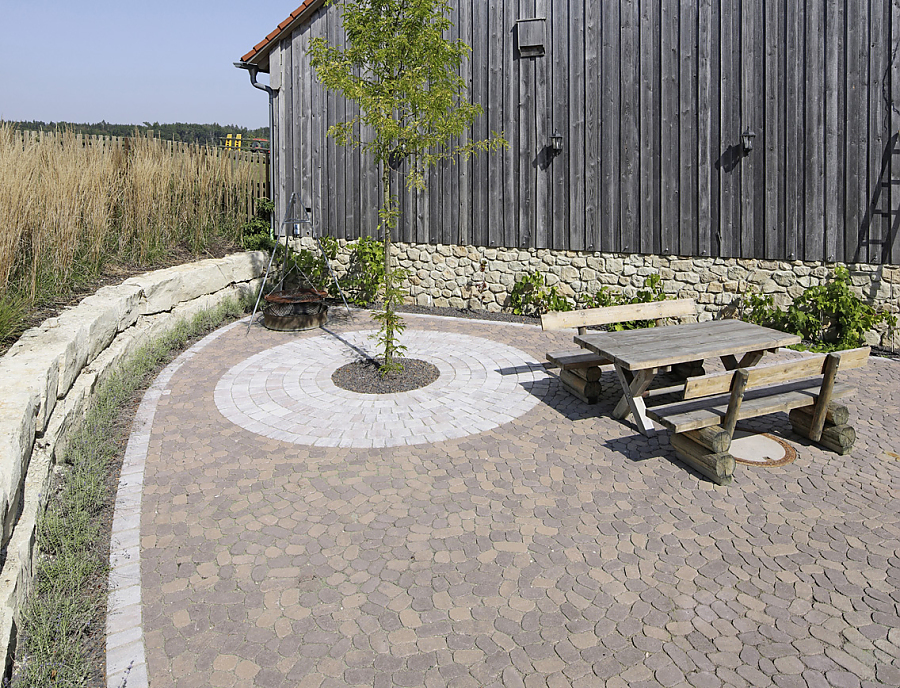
[289,236,339,294]
[741,266,896,351]
[241,197,275,252]
[344,236,386,305]
[581,273,668,329]
[509,271,573,316]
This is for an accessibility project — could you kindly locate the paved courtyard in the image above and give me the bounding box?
[107,312,900,688]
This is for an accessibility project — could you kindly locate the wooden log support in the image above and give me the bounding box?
[670,433,735,486]
[559,369,602,404]
[722,368,750,438]
[570,365,602,382]
[808,352,840,442]
[683,426,733,453]
[788,407,857,455]
[672,360,706,379]
[788,401,850,427]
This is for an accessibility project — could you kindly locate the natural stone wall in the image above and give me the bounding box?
[296,238,899,348]
[0,252,266,676]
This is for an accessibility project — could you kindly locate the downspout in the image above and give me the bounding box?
[234,61,278,244]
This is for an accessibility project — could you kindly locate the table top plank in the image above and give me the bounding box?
[575,320,801,371]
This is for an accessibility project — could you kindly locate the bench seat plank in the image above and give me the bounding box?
[683,347,869,399]
[541,298,696,331]
[546,349,612,369]
[647,380,858,433]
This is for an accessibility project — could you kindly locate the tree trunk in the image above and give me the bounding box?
[382,164,395,368]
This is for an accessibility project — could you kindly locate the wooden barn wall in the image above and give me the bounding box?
[271,0,900,265]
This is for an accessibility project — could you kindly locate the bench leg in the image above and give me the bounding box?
[670,433,735,486]
[721,350,765,371]
[612,365,657,435]
[788,407,857,455]
[559,369,602,404]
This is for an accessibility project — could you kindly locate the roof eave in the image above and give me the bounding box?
[240,0,326,72]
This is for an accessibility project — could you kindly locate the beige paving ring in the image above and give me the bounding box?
[214,329,551,448]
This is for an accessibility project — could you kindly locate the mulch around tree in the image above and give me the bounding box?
[332,357,440,394]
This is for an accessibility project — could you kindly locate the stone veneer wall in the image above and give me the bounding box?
[298,238,899,348]
[0,252,266,676]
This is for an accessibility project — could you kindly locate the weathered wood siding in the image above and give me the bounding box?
[270,0,900,264]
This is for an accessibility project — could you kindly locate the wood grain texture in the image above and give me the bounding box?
[576,319,801,371]
[268,1,897,264]
[648,381,857,433]
[541,297,697,330]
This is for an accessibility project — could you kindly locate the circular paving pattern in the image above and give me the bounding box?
[214,329,550,447]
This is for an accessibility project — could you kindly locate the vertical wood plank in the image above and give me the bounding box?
[660,0,679,255]
[518,0,536,248]
[549,1,565,250]
[804,0,825,262]
[584,0,600,252]
[697,0,714,258]
[309,11,326,240]
[868,0,888,265]
[503,0,519,249]
[458,0,473,246]
[567,0,585,251]
[891,0,900,264]
[824,0,845,263]
[719,0,740,257]
[473,0,490,247]
[679,0,699,257]
[620,0,640,254]
[741,0,764,259]
[763,0,785,259]
[293,28,307,231]
[534,0,551,250]
[785,1,806,260]
[845,0,864,262]
[600,0,621,252]
[639,0,660,255]
[488,0,504,248]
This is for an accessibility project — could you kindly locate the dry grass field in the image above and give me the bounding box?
[0,124,264,343]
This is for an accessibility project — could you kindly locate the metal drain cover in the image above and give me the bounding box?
[730,429,797,467]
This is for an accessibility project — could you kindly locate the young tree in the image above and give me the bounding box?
[309,0,505,373]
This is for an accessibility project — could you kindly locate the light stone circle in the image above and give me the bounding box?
[214,329,550,448]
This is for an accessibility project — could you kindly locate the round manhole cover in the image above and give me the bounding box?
[730,428,797,467]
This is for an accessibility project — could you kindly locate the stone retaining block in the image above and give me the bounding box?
[0,251,265,678]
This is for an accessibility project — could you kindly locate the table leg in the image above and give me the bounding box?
[612,364,657,436]
[721,350,765,370]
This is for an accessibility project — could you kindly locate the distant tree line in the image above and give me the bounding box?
[8,120,269,148]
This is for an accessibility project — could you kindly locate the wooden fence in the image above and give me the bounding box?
[269,0,900,265]
[7,130,269,220]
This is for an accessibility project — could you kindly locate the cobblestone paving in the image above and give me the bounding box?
[134,313,900,688]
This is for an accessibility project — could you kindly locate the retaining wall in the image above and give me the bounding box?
[0,252,266,677]
[300,239,899,348]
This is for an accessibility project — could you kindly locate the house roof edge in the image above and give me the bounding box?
[239,0,326,70]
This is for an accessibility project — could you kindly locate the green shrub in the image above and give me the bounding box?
[740,266,896,351]
[509,271,573,316]
[344,236,386,305]
[581,273,668,329]
[241,197,275,252]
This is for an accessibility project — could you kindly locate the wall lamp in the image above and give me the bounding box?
[550,130,563,154]
[741,129,756,155]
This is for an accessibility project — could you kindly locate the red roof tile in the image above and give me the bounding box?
[240,1,323,67]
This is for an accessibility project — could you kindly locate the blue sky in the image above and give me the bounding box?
[0,1,294,128]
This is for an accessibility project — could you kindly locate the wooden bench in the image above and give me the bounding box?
[645,347,870,485]
[541,299,697,403]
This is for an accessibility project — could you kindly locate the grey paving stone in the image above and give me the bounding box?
[110,315,900,688]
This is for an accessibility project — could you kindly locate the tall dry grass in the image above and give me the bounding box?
[0,124,261,342]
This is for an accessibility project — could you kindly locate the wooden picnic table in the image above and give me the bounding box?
[574,319,801,435]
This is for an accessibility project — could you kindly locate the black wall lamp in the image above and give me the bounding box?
[550,130,563,154]
[741,129,756,155]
